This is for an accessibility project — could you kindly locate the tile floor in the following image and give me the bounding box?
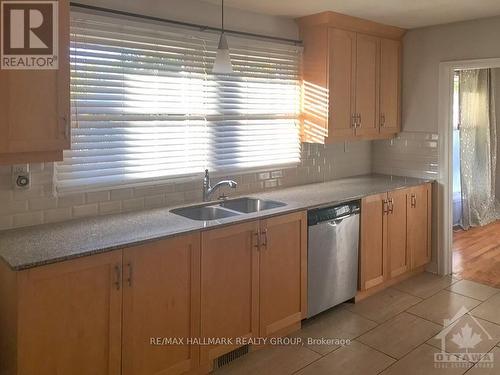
[214,273,500,375]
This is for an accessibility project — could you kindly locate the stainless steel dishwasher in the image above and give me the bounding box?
[307,201,360,318]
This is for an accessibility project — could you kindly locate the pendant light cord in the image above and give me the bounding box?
[221,0,224,32]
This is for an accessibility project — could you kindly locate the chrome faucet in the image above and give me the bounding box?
[203,169,237,202]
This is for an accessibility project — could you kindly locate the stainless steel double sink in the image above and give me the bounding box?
[171,197,286,221]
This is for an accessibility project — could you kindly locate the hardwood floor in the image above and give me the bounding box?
[453,221,500,287]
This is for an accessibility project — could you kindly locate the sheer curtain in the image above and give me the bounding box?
[459,69,498,229]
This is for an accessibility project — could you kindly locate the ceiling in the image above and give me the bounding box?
[204,0,500,29]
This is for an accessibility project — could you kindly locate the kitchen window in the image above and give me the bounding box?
[56,11,302,193]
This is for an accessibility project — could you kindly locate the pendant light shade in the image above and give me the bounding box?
[212,0,233,74]
[213,33,233,74]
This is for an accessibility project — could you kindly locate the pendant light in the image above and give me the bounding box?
[212,0,233,74]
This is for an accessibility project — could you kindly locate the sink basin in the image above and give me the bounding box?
[171,205,240,221]
[220,197,286,213]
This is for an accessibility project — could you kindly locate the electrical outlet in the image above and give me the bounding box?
[12,164,31,190]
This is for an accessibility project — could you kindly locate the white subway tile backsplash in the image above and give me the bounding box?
[122,197,144,212]
[0,216,13,230]
[110,188,134,201]
[57,193,85,208]
[13,212,43,227]
[43,207,72,223]
[372,131,438,179]
[4,200,28,214]
[99,200,122,215]
[144,194,165,208]
[73,203,99,218]
[29,197,57,211]
[86,191,110,203]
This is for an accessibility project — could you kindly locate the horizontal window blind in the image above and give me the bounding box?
[57,11,302,192]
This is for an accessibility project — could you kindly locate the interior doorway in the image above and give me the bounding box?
[450,67,500,287]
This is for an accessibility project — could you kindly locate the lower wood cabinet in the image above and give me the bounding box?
[408,184,432,269]
[359,192,386,290]
[259,212,307,337]
[200,221,260,364]
[122,234,200,375]
[200,211,308,367]
[359,183,432,293]
[0,251,123,375]
[0,211,307,375]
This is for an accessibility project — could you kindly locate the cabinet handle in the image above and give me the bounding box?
[380,113,386,127]
[113,265,121,290]
[253,231,260,250]
[351,113,356,128]
[382,199,389,215]
[59,115,69,139]
[357,113,362,127]
[411,194,417,208]
[388,198,394,214]
[261,228,268,248]
[126,262,133,287]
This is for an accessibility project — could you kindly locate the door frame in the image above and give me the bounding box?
[437,57,500,276]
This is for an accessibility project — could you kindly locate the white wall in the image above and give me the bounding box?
[77,0,299,39]
[403,15,500,134]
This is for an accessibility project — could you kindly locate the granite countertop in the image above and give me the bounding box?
[0,174,432,271]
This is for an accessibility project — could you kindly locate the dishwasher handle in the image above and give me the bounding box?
[327,212,359,226]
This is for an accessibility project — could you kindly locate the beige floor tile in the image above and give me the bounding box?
[295,340,395,375]
[427,315,500,362]
[471,293,500,325]
[346,288,422,323]
[358,312,442,359]
[380,344,471,375]
[213,345,320,375]
[447,280,500,301]
[294,306,377,355]
[407,290,481,325]
[466,346,500,374]
[393,272,458,299]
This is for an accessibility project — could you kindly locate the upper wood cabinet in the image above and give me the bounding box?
[354,34,380,138]
[326,28,356,140]
[0,251,123,375]
[122,234,201,375]
[380,39,402,135]
[0,0,70,165]
[297,11,405,143]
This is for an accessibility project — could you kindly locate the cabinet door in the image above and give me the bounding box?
[379,38,401,135]
[17,251,122,375]
[408,184,432,269]
[0,0,70,159]
[360,193,387,290]
[259,211,307,337]
[122,234,200,375]
[327,28,356,141]
[200,221,260,364]
[387,188,409,278]
[354,34,380,137]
